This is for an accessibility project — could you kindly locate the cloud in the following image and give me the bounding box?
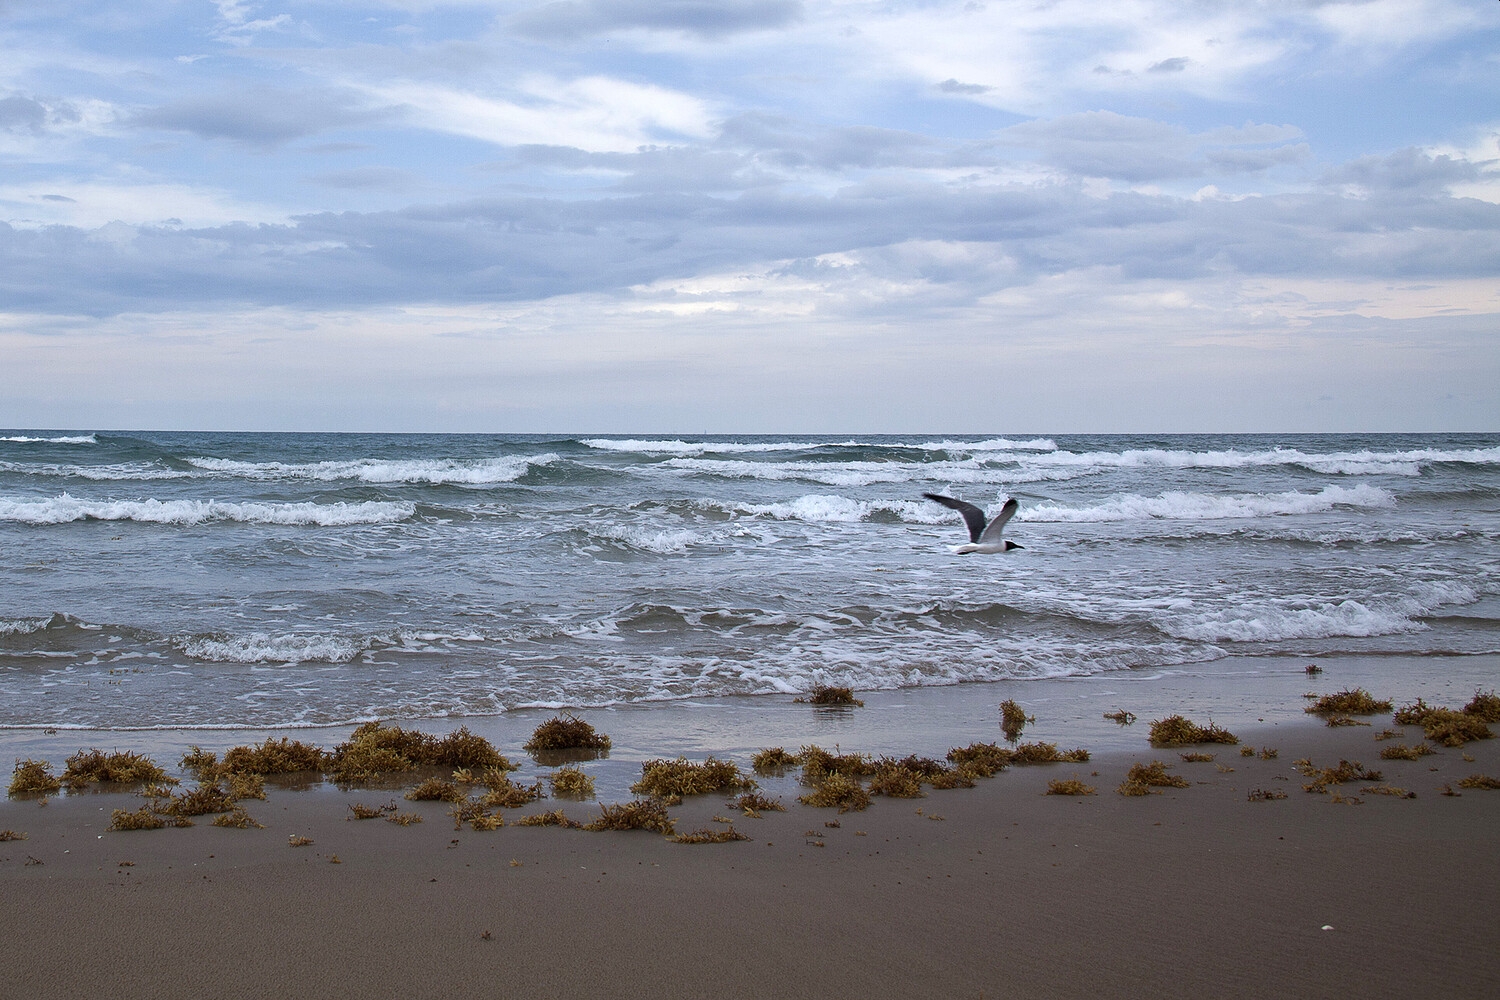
[0,93,81,135]
[132,87,398,146]
[510,0,804,41]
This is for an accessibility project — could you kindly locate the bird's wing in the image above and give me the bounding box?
[923,493,987,543]
[977,498,1019,545]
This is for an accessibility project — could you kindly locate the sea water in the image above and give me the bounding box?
[1,431,1496,733]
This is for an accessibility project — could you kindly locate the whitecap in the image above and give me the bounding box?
[1023,484,1395,523]
[0,494,416,526]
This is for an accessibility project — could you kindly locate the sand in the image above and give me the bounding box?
[2,665,1499,998]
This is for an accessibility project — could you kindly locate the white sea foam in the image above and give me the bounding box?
[0,494,415,526]
[0,434,97,444]
[184,454,555,484]
[1023,484,1395,522]
[1163,581,1477,643]
[916,437,1058,453]
[590,524,718,553]
[179,633,367,664]
[0,460,199,480]
[1022,445,1500,475]
[662,457,1083,487]
[582,438,862,455]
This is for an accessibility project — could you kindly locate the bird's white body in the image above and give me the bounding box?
[924,493,1023,555]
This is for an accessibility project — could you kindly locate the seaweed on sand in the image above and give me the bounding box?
[1046,779,1096,796]
[794,686,864,707]
[9,759,61,796]
[517,810,583,828]
[547,766,596,799]
[406,778,469,803]
[751,747,799,773]
[0,830,26,841]
[584,799,675,834]
[1362,785,1416,798]
[1009,742,1089,765]
[1247,789,1287,801]
[221,738,330,776]
[480,776,546,809]
[797,773,871,813]
[672,827,750,844]
[159,781,237,817]
[1103,710,1137,725]
[730,792,785,815]
[1179,753,1216,763]
[1117,761,1190,796]
[109,807,185,831]
[631,757,755,799]
[1392,698,1436,726]
[866,763,925,799]
[798,746,876,784]
[1457,774,1500,790]
[999,699,1032,743]
[348,802,393,820]
[1378,743,1435,761]
[62,750,174,789]
[1298,759,1383,794]
[212,807,265,828]
[1304,688,1393,716]
[945,742,1013,777]
[1419,710,1494,747]
[1147,716,1238,747]
[523,714,611,753]
[1462,690,1500,723]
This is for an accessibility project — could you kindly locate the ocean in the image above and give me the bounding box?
[2,431,1497,734]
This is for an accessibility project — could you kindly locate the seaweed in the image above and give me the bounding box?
[1045,779,1096,796]
[926,767,978,790]
[1325,715,1371,727]
[9,759,61,796]
[180,746,220,780]
[160,781,237,817]
[62,750,174,789]
[999,699,1032,743]
[672,827,750,844]
[1305,688,1393,716]
[798,746,876,783]
[1378,743,1435,761]
[730,791,785,815]
[431,727,512,770]
[1179,752,1216,763]
[1305,664,1322,675]
[517,810,584,828]
[632,757,755,798]
[348,802,392,820]
[0,830,26,841]
[1147,715,1238,747]
[797,772,871,813]
[523,714,611,753]
[385,811,423,826]
[1239,746,1256,757]
[1247,788,1288,801]
[866,764,925,799]
[945,742,1012,777]
[221,737,329,775]
[328,723,429,783]
[751,747,799,772]
[1419,709,1493,747]
[547,766,596,799]
[109,807,172,831]
[1457,774,1500,790]
[1462,689,1500,723]
[1009,742,1089,765]
[212,807,265,828]
[406,778,469,803]
[1362,785,1416,798]
[1103,710,1137,725]
[1393,698,1437,726]
[1117,760,1190,796]
[288,834,314,846]
[1298,759,1383,793]
[1260,747,1279,760]
[584,799,675,834]
[794,686,864,707]
[480,777,546,809]
[467,811,505,832]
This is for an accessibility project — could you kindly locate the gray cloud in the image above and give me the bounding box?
[1323,147,1490,194]
[0,92,80,135]
[510,0,803,40]
[132,87,398,147]
[3,156,1495,318]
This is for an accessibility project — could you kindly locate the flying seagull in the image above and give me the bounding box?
[923,493,1023,554]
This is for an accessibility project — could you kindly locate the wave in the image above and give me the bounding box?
[0,494,416,526]
[0,434,97,444]
[184,454,557,484]
[581,436,1057,456]
[1023,484,1395,522]
[1021,445,1500,476]
[661,457,1086,488]
[1161,581,1478,644]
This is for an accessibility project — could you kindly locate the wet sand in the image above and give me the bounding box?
[3,673,1499,999]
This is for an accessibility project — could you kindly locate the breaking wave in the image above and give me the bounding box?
[0,494,415,526]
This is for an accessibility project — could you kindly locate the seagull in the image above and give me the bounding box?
[923,493,1023,554]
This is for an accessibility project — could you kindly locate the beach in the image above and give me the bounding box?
[4,658,1497,999]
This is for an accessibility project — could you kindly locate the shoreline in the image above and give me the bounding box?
[3,655,1498,998]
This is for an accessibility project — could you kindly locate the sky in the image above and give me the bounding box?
[1,0,1498,433]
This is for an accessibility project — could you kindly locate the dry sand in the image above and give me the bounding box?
[3,709,1498,999]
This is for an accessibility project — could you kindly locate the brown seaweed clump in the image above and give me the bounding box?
[1147,715,1238,748]
[329,723,512,783]
[945,742,1013,777]
[1298,759,1383,794]
[1045,779,1096,796]
[1179,752,1216,763]
[730,792,786,816]
[9,759,62,796]
[1103,710,1137,725]
[109,807,178,831]
[1378,743,1436,761]
[1419,710,1494,747]
[523,714,611,753]
[999,699,1032,743]
[672,827,750,844]
[794,686,864,707]
[348,802,393,820]
[631,757,755,799]
[480,776,546,809]
[159,781,237,817]
[406,778,469,803]
[584,799,675,834]
[1392,698,1436,725]
[211,807,265,828]
[0,830,26,841]
[516,810,584,828]
[1362,785,1416,798]
[866,763,925,799]
[1457,774,1500,790]
[1009,742,1090,765]
[62,750,174,789]
[220,738,330,776]
[547,766,596,799]
[1247,789,1288,801]
[1117,761,1190,796]
[1305,688,1393,717]
[751,747,799,772]
[798,772,872,813]
[1462,690,1500,723]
